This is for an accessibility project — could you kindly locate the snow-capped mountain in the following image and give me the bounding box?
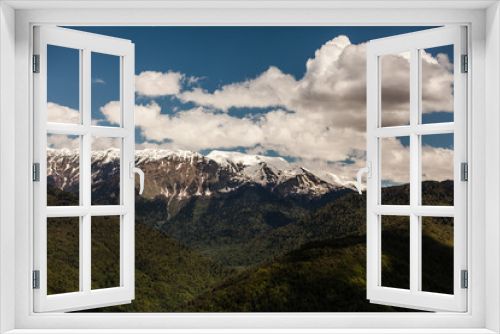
[47,148,351,206]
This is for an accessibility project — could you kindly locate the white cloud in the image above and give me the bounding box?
[422,145,454,181]
[102,101,264,151]
[179,36,454,131]
[47,102,79,124]
[135,141,174,150]
[135,71,184,97]
[421,51,454,113]
[47,134,120,152]
[100,99,367,163]
[91,137,121,151]
[47,134,80,150]
[100,101,121,125]
[98,35,455,186]
[93,78,106,84]
[380,137,454,184]
[187,76,204,86]
[180,66,297,112]
[256,109,366,162]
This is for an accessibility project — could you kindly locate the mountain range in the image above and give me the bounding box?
[46,147,454,312]
[47,148,353,212]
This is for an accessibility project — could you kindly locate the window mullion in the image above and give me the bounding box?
[409,47,420,294]
[78,48,84,293]
[82,47,92,294]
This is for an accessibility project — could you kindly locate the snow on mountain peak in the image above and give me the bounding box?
[47,147,351,189]
[207,150,297,170]
[206,150,306,186]
[134,149,202,165]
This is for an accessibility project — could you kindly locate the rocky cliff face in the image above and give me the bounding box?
[47,148,350,207]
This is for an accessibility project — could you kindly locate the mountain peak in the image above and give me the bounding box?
[135,149,202,165]
[207,150,289,168]
[47,148,351,203]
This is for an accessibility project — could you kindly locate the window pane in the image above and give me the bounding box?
[92,216,120,290]
[47,45,80,124]
[92,52,121,127]
[381,215,410,290]
[421,217,454,294]
[381,51,410,127]
[381,136,410,205]
[421,45,454,124]
[47,217,80,295]
[421,133,454,206]
[91,137,121,205]
[47,134,80,206]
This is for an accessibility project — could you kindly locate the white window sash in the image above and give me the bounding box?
[366,26,468,312]
[8,6,489,332]
[33,26,136,313]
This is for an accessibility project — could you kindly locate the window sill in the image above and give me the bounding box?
[4,329,497,334]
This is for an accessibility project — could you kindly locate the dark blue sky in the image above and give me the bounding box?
[67,26,438,85]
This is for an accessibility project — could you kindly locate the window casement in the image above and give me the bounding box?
[7,5,489,332]
[360,26,467,312]
[33,26,141,312]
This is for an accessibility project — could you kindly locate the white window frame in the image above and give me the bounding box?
[1,1,498,333]
[365,26,467,312]
[33,26,136,313]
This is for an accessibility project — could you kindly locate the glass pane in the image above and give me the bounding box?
[91,137,121,205]
[421,133,454,206]
[92,52,121,127]
[421,217,454,294]
[47,217,80,295]
[47,45,80,124]
[381,51,410,127]
[91,216,120,290]
[47,134,80,206]
[381,136,410,205]
[421,45,454,124]
[381,215,410,290]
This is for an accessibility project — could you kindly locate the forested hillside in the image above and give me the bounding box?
[184,236,404,312]
[48,187,235,312]
[47,180,454,312]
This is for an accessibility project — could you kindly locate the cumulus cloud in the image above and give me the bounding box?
[180,66,297,111]
[97,35,455,187]
[421,51,454,113]
[47,134,120,152]
[179,36,454,131]
[47,102,79,124]
[422,145,454,181]
[91,137,121,151]
[380,137,454,184]
[47,134,80,150]
[100,101,121,125]
[135,71,184,97]
[101,98,367,162]
[101,101,264,151]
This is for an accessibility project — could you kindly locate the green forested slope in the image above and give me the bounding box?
[183,236,398,312]
[183,181,454,312]
[85,222,235,312]
[48,187,234,312]
[158,182,453,270]
[184,222,452,312]
[47,180,454,312]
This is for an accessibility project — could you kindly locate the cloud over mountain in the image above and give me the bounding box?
[49,34,455,186]
[47,102,80,124]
